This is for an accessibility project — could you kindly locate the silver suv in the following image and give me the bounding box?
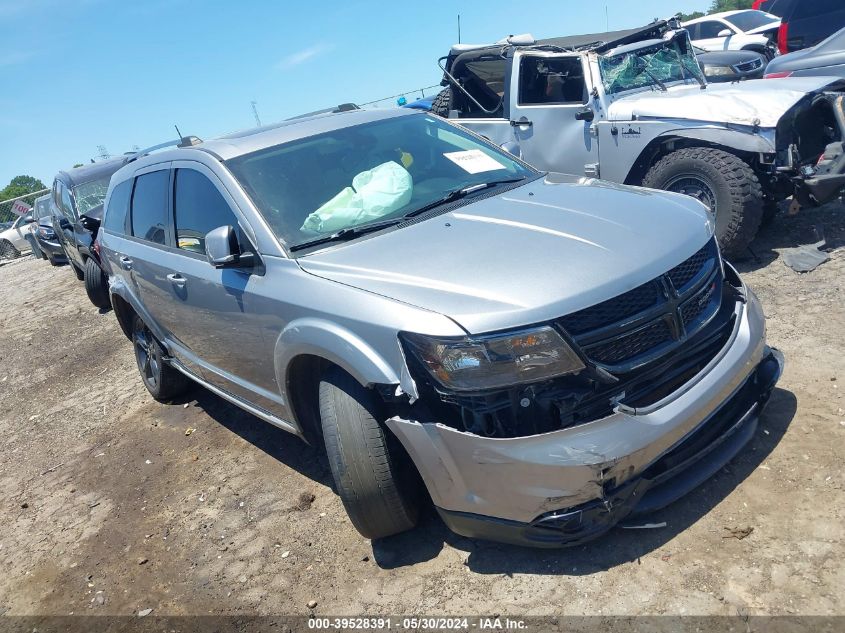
[99,108,782,547]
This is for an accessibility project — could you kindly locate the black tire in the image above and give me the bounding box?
[642,147,763,258]
[319,366,420,540]
[69,260,85,280]
[429,87,453,117]
[0,239,20,260]
[84,258,111,309]
[131,314,191,401]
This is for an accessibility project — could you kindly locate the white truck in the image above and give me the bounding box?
[431,18,845,256]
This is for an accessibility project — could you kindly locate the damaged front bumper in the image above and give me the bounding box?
[386,289,783,548]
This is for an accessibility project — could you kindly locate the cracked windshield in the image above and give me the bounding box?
[73,176,110,216]
[599,35,705,95]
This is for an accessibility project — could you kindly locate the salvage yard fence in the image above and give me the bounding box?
[0,189,50,225]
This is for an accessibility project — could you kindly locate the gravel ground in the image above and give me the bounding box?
[0,202,842,619]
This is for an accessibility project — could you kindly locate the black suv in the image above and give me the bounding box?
[757,0,845,53]
[51,158,125,308]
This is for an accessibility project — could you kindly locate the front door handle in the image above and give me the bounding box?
[119,256,133,270]
[167,273,186,286]
[510,117,533,127]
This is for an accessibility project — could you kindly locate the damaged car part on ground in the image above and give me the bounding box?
[429,18,845,258]
[98,108,781,548]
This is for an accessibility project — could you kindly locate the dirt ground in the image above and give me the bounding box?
[0,202,843,620]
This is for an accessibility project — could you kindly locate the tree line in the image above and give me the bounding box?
[678,0,755,23]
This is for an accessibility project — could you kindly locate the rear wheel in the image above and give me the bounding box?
[131,314,190,401]
[84,258,111,309]
[642,147,763,258]
[319,366,421,540]
[0,240,20,260]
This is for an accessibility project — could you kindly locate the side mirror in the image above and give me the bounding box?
[79,215,100,232]
[575,107,594,122]
[717,29,732,38]
[205,225,243,268]
[23,215,35,223]
[58,218,72,229]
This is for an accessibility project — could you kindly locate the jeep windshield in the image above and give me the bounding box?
[225,114,537,252]
[599,34,705,95]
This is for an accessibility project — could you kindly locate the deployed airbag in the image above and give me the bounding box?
[301,161,413,233]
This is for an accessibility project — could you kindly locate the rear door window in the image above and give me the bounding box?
[697,21,728,38]
[104,180,132,234]
[130,170,169,245]
[173,169,239,254]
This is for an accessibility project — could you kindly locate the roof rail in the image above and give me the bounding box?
[125,136,203,164]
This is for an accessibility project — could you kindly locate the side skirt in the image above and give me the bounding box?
[169,358,303,439]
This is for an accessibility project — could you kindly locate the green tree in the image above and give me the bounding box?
[709,0,754,12]
[678,10,706,21]
[0,175,48,201]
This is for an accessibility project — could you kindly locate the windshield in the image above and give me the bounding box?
[34,197,51,219]
[599,34,705,95]
[724,10,777,32]
[226,114,536,249]
[73,177,110,216]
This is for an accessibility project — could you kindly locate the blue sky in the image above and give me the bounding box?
[0,0,707,189]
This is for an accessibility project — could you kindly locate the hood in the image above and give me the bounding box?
[608,76,836,126]
[297,175,713,334]
[696,49,763,65]
[745,20,780,36]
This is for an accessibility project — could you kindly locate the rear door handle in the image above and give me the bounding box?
[510,117,532,127]
[167,273,186,286]
[119,256,133,270]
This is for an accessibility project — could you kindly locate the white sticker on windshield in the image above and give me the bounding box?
[443,149,507,174]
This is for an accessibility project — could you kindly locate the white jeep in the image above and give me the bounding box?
[432,18,845,256]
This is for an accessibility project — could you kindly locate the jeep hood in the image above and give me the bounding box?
[297,175,713,334]
[607,76,838,127]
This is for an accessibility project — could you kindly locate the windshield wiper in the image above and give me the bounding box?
[642,67,668,92]
[289,218,402,252]
[403,178,527,219]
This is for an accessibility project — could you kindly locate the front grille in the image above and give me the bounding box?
[586,319,673,365]
[559,240,720,371]
[668,242,711,290]
[734,59,763,73]
[560,282,661,335]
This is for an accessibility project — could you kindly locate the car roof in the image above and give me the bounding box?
[119,107,419,171]
[55,156,128,188]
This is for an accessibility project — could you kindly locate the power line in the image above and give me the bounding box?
[358,84,442,107]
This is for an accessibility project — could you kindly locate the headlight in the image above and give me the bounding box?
[704,65,734,76]
[401,326,585,391]
[38,226,55,238]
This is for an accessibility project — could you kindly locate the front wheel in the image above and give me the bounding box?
[84,258,111,309]
[319,366,421,540]
[131,314,190,401]
[642,147,763,258]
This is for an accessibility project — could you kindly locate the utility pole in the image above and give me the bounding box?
[251,101,262,127]
[457,14,461,44]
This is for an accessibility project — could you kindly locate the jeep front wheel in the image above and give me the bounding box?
[319,366,421,540]
[642,147,763,258]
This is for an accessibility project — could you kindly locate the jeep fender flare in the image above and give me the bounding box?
[624,128,776,185]
[275,318,406,401]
